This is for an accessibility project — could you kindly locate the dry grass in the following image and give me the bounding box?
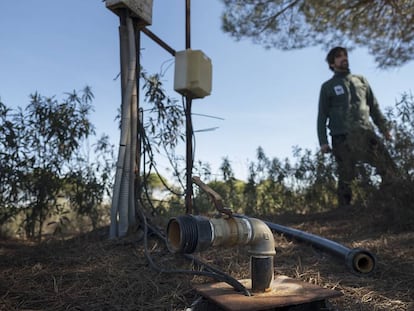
[1,206,413,310]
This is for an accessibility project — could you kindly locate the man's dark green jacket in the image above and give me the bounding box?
[317,71,389,146]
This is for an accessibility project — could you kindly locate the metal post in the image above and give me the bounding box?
[184,0,193,214]
[185,98,193,214]
[133,24,141,218]
[186,0,191,49]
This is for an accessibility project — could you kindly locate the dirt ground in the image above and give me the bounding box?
[1,206,413,311]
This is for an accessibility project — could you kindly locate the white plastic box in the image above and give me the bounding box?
[106,0,153,25]
[174,50,212,99]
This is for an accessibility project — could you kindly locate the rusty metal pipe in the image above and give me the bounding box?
[264,221,376,275]
[167,215,276,292]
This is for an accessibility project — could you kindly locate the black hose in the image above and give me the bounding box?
[263,221,376,275]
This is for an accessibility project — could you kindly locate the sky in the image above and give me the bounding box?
[1,0,413,181]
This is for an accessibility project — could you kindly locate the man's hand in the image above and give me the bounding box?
[320,144,331,153]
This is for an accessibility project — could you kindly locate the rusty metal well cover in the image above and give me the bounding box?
[193,275,343,311]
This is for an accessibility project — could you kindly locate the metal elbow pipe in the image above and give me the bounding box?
[167,215,276,292]
[246,217,276,257]
[167,215,275,256]
[264,221,376,275]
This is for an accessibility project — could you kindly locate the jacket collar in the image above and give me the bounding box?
[334,70,351,78]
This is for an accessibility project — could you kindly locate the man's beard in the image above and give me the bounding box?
[340,60,349,70]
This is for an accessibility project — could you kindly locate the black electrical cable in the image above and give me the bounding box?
[134,84,251,296]
[136,204,251,296]
[139,119,185,196]
[135,153,250,296]
[136,161,250,296]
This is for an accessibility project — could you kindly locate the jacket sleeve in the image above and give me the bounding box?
[363,77,389,135]
[317,84,329,146]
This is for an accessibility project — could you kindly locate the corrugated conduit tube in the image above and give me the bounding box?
[110,15,137,238]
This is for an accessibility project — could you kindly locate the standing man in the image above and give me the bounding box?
[317,46,396,207]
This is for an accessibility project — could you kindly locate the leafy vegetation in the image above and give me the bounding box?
[0,88,113,239]
[144,92,414,232]
[220,0,414,68]
[1,86,414,240]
